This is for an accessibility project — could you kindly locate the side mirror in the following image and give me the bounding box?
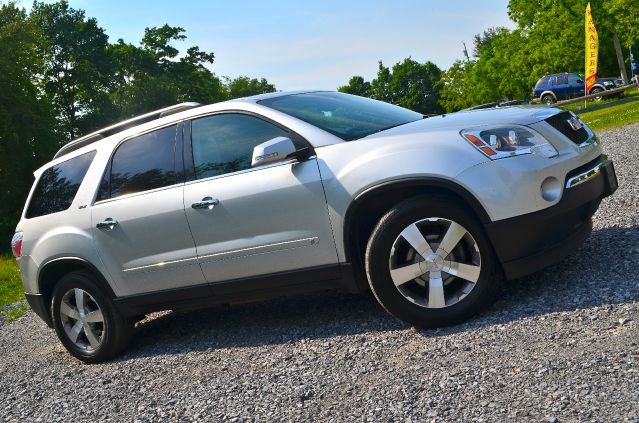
[577,79,584,84]
[251,136,298,167]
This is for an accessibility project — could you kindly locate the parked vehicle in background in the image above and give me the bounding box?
[532,72,617,104]
[465,100,530,111]
[613,78,626,88]
[12,91,617,362]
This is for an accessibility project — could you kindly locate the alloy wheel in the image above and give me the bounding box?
[59,288,105,351]
[388,217,481,309]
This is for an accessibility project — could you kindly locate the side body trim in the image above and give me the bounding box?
[113,263,358,317]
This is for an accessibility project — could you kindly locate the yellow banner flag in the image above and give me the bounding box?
[585,2,598,93]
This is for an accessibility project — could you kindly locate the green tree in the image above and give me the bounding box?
[385,58,443,114]
[338,76,371,97]
[338,59,444,115]
[109,25,228,118]
[226,76,276,99]
[30,0,114,140]
[0,2,57,244]
[606,0,639,46]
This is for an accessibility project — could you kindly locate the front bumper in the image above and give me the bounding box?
[485,156,617,279]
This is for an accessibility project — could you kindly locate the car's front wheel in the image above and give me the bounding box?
[51,271,133,363]
[365,196,501,328]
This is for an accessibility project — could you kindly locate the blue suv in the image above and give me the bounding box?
[532,72,615,104]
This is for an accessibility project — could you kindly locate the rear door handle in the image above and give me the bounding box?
[96,218,118,230]
[191,197,219,210]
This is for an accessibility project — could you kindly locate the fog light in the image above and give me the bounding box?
[541,177,561,202]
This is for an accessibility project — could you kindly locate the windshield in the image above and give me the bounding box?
[258,92,423,141]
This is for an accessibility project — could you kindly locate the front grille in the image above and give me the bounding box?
[545,111,590,145]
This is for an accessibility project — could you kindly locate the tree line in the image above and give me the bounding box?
[2,0,637,249]
[0,1,276,246]
[339,0,638,112]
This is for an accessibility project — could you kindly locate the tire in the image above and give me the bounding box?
[541,94,555,105]
[365,196,501,328]
[589,87,604,101]
[51,271,133,363]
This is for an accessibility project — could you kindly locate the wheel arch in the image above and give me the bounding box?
[588,84,606,94]
[343,178,492,291]
[37,257,116,313]
[540,91,557,100]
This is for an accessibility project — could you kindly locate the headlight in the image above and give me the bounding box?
[461,125,558,159]
[603,81,613,86]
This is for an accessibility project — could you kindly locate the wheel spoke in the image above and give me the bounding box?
[83,324,101,349]
[60,301,79,320]
[443,261,481,283]
[400,223,434,258]
[390,262,426,287]
[66,321,83,343]
[436,221,467,256]
[428,271,446,308]
[74,289,86,314]
[84,309,104,323]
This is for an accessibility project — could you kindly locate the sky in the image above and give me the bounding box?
[25,0,513,91]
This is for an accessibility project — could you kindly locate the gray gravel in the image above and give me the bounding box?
[1,124,639,422]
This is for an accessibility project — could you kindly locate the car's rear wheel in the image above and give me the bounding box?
[365,196,501,328]
[51,271,133,363]
[541,94,555,105]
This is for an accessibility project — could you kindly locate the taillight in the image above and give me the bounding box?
[11,232,22,258]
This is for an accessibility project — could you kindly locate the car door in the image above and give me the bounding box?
[182,113,339,284]
[91,124,206,297]
[569,74,586,97]
[552,74,570,100]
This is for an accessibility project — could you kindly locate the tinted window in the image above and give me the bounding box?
[107,125,177,199]
[26,151,96,218]
[555,74,568,85]
[535,77,550,89]
[191,114,288,179]
[259,92,423,141]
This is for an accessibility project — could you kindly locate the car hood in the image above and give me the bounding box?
[364,106,562,140]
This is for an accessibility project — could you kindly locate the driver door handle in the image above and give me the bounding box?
[191,197,219,210]
[96,218,118,230]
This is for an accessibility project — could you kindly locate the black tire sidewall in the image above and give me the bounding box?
[51,272,128,363]
[365,196,499,328]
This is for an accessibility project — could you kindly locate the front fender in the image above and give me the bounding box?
[315,131,489,260]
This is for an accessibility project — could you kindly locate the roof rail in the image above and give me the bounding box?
[53,102,202,159]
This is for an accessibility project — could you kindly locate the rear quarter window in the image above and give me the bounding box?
[26,151,96,219]
[535,77,550,89]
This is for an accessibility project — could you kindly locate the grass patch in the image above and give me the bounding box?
[0,255,26,321]
[2,303,27,322]
[579,99,639,132]
[561,87,639,113]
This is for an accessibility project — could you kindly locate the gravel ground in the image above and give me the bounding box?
[1,124,638,422]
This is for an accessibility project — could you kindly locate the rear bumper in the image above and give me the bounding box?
[25,293,53,328]
[486,156,617,279]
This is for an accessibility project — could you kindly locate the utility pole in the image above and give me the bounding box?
[603,0,629,83]
[462,42,470,63]
[612,32,629,83]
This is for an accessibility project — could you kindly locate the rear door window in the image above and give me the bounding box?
[26,151,96,218]
[99,125,178,200]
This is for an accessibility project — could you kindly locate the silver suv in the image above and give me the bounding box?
[11,91,617,362]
